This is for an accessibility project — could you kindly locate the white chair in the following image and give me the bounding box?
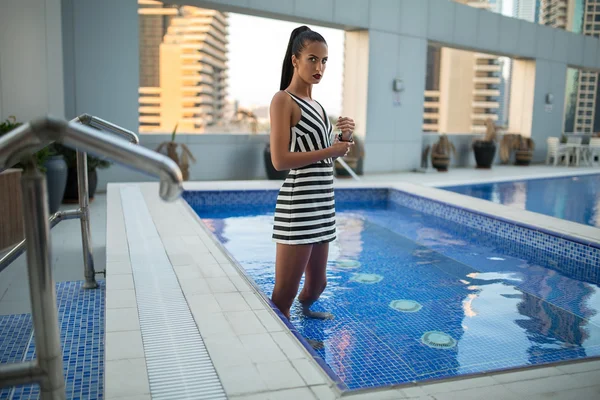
[546,137,569,166]
[566,136,583,166]
[589,138,600,166]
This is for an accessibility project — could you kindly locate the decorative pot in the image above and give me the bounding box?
[515,150,532,166]
[62,168,98,203]
[431,154,450,172]
[473,141,496,169]
[44,155,68,214]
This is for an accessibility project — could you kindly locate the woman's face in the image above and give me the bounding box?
[292,40,328,85]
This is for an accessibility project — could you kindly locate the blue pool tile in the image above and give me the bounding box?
[0,281,104,400]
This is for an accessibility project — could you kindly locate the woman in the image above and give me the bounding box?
[269,26,355,321]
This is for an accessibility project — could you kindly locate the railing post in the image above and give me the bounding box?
[20,160,66,399]
[76,150,97,289]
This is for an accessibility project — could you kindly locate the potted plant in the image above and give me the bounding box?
[335,136,365,177]
[156,123,196,181]
[0,117,67,213]
[472,118,497,169]
[53,143,111,203]
[429,134,456,172]
[513,135,535,166]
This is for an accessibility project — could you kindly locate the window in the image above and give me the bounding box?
[588,94,595,99]
[590,85,596,90]
[589,102,594,107]
[578,118,584,124]
[582,76,588,82]
[587,111,594,116]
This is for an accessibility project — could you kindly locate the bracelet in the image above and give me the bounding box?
[338,132,354,143]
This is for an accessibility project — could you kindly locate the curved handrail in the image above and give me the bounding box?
[74,114,139,144]
[0,116,182,201]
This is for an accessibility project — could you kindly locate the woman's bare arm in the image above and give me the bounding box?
[269,91,334,171]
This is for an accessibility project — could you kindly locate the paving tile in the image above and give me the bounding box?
[106,260,133,275]
[172,264,203,279]
[503,375,581,396]
[492,367,563,384]
[207,277,237,293]
[205,335,253,368]
[291,358,329,385]
[226,311,268,335]
[214,292,251,312]
[239,333,287,363]
[194,311,233,337]
[105,330,145,360]
[230,275,254,292]
[107,273,134,290]
[219,364,267,396]
[431,385,517,400]
[255,360,305,391]
[186,293,222,315]
[242,291,267,310]
[526,385,600,400]
[106,307,140,332]
[178,277,211,295]
[310,385,338,400]
[104,358,150,398]
[106,289,137,309]
[556,360,600,374]
[271,331,308,360]
[255,309,285,332]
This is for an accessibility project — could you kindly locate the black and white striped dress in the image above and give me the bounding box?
[272,91,336,245]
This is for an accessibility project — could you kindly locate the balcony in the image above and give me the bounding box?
[474,89,501,96]
[471,113,499,121]
[474,76,501,84]
[474,64,501,72]
[472,101,500,108]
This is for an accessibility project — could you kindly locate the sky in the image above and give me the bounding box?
[226,13,345,117]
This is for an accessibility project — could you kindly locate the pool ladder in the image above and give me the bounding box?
[0,116,183,399]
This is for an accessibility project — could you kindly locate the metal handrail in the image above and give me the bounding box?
[0,114,138,285]
[0,116,183,399]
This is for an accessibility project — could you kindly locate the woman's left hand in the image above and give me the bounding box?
[336,117,355,141]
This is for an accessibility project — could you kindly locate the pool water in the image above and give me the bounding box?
[442,174,600,228]
[190,197,600,391]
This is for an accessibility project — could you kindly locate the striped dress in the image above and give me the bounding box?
[272,91,336,245]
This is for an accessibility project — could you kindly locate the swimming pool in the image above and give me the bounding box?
[184,189,600,391]
[442,174,600,228]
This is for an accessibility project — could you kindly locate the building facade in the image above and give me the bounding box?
[138,0,228,133]
[541,0,599,133]
[513,0,542,23]
[424,0,502,133]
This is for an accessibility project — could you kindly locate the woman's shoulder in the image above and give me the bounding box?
[270,90,293,109]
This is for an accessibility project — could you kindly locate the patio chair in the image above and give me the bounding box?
[589,137,600,166]
[566,136,583,166]
[546,137,569,166]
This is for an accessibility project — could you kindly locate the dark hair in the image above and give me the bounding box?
[280,26,327,90]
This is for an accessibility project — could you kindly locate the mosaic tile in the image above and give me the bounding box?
[0,281,104,400]
[185,188,600,391]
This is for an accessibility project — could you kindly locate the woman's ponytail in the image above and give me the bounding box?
[280,26,311,90]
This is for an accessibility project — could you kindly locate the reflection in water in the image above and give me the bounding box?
[193,202,600,389]
[445,174,600,227]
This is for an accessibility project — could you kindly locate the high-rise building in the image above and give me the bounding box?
[541,0,598,133]
[513,0,541,23]
[138,0,228,133]
[424,0,502,133]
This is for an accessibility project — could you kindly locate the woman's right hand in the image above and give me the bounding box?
[330,141,354,158]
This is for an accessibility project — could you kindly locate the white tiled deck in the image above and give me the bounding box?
[2,166,600,399]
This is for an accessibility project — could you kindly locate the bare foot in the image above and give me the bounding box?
[306,338,324,350]
[302,305,334,320]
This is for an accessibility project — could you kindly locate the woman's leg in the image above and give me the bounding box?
[271,243,312,320]
[298,242,333,319]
